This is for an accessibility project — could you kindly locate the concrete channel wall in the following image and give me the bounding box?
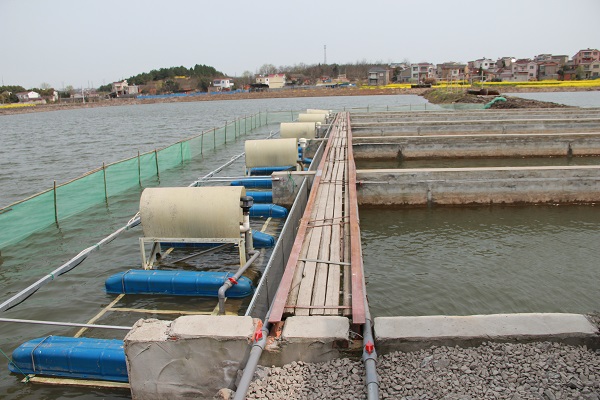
[351,108,600,123]
[356,166,600,205]
[350,118,600,136]
[353,132,600,159]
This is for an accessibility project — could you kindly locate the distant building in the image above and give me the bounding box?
[511,59,537,81]
[435,62,467,80]
[368,67,391,86]
[16,91,44,103]
[538,62,560,80]
[212,78,234,91]
[410,63,435,82]
[469,58,495,71]
[111,80,138,97]
[573,48,600,66]
[255,74,287,89]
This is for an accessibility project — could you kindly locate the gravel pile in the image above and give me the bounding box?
[242,342,599,400]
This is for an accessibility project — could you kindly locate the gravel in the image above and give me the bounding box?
[240,342,600,400]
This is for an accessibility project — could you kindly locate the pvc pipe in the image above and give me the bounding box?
[218,250,260,315]
[0,317,132,331]
[233,312,272,400]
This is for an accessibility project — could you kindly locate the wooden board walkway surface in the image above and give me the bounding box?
[269,112,366,324]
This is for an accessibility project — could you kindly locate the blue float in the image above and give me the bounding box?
[230,178,272,188]
[248,166,294,176]
[246,191,273,203]
[105,270,254,297]
[252,230,275,247]
[9,336,128,382]
[249,204,288,218]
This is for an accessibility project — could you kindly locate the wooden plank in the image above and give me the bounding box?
[325,132,345,315]
[310,143,337,315]
[296,161,332,316]
[284,225,314,314]
[27,376,130,389]
[293,121,340,316]
[268,115,341,323]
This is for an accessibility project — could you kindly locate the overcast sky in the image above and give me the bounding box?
[2,0,598,90]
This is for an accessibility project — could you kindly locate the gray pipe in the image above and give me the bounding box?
[233,317,271,400]
[218,250,260,315]
[362,310,379,400]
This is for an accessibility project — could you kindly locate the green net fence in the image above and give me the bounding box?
[0,110,298,249]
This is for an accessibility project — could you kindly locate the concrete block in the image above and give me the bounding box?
[282,316,349,342]
[374,313,600,353]
[272,171,315,207]
[261,316,350,366]
[124,316,259,400]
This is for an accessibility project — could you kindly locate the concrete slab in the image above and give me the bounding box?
[261,316,351,366]
[171,315,256,339]
[282,316,349,342]
[374,313,600,353]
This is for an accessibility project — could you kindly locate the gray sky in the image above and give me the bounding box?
[2,0,598,90]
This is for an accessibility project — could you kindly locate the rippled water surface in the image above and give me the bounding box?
[360,205,600,317]
[505,90,600,108]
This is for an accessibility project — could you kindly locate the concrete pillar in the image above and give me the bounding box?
[124,316,259,399]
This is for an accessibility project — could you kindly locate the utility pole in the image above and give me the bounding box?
[324,45,327,65]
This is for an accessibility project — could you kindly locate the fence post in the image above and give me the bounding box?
[213,128,216,149]
[224,121,227,144]
[201,131,204,155]
[180,141,184,165]
[155,149,160,181]
[244,116,247,135]
[53,180,58,224]
[138,151,142,187]
[103,162,108,203]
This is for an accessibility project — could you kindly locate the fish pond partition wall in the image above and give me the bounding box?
[0,110,299,249]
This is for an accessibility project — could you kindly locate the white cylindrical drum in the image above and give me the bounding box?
[306,109,330,118]
[280,122,316,139]
[297,113,327,123]
[245,138,298,168]
[139,186,245,239]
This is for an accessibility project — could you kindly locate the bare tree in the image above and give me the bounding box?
[257,64,277,76]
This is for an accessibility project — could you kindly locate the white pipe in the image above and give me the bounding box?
[0,217,140,313]
[0,317,132,331]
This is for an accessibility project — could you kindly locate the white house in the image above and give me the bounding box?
[212,78,234,90]
[469,58,495,71]
[15,91,42,102]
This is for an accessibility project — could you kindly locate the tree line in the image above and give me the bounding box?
[97,64,224,92]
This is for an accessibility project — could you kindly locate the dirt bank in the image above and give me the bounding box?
[422,88,572,109]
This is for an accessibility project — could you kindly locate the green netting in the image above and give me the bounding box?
[214,127,226,147]
[56,170,106,219]
[0,190,56,248]
[0,111,297,250]
[139,151,158,183]
[105,157,141,197]
[188,135,203,157]
[157,142,186,171]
